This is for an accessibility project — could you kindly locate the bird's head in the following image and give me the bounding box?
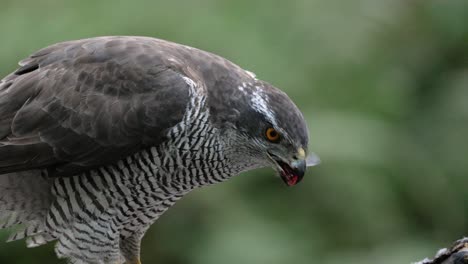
[208,77,320,186]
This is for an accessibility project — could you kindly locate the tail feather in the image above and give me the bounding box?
[7,221,43,242]
[0,211,22,229]
[26,233,55,248]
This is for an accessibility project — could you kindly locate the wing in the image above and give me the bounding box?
[0,37,195,176]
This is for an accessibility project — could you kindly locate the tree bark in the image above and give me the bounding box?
[415,238,468,264]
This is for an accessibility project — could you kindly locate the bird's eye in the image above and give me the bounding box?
[265,127,281,143]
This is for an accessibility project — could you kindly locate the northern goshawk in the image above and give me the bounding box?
[0,36,319,264]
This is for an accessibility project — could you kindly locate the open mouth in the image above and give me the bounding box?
[267,151,320,187]
[268,153,306,187]
[276,159,303,186]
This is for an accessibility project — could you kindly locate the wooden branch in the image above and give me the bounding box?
[415,237,468,264]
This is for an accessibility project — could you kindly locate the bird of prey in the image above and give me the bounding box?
[0,36,319,264]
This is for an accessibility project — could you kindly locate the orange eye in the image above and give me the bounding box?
[265,127,281,143]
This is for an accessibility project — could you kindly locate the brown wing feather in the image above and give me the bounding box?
[0,37,194,176]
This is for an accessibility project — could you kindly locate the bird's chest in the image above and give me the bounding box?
[108,136,234,236]
[50,127,238,239]
[146,134,234,191]
[105,111,240,232]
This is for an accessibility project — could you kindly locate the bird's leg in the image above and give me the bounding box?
[120,233,144,264]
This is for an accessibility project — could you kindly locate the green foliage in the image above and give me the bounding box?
[1,0,467,263]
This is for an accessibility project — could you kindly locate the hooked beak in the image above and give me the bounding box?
[269,151,320,187]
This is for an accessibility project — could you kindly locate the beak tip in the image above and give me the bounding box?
[291,159,306,175]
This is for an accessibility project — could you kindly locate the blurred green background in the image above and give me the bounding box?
[1,0,468,263]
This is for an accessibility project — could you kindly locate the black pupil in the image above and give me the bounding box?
[269,129,277,139]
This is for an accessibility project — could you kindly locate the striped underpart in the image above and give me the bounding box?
[1,80,247,264]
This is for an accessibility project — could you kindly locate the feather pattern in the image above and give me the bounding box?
[0,36,311,264]
[0,37,195,176]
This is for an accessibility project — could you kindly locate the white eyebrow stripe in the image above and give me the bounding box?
[251,85,277,127]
